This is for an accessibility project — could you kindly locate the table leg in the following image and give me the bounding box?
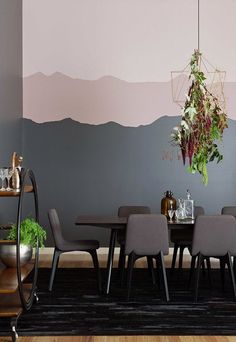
[105,229,117,295]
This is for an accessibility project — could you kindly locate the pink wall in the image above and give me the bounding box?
[23,0,236,125]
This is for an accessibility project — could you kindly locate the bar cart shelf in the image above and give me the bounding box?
[0,185,33,197]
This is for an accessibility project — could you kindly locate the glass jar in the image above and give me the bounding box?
[175,198,186,220]
[184,189,194,219]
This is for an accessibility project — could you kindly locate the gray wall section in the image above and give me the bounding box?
[0,0,22,223]
[22,117,236,246]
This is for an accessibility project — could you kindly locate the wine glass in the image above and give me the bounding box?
[0,168,7,191]
[175,208,180,222]
[168,209,175,223]
[5,167,14,191]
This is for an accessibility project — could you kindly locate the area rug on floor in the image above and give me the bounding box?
[1,267,236,337]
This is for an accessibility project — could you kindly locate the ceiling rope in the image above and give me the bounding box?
[197,0,200,51]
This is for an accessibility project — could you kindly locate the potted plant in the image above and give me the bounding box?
[0,218,46,267]
[171,50,228,185]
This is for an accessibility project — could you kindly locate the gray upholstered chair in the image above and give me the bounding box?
[171,206,205,271]
[221,206,236,275]
[190,215,236,301]
[222,206,236,217]
[48,209,101,292]
[117,206,152,282]
[124,214,169,301]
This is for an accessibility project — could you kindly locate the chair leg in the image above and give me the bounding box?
[89,249,102,294]
[201,258,206,276]
[120,256,126,287]
[171,244,178,273]
[233,256,236,275]
[178,246,184,269]
[119,245,126,287]
[49,249,61,291]
[120,259,126,287]
[158,251,169,302]
[206,257,212,287]
[118,244,125,271]
[220,257,226,291]
[188,255,196,289]
[127,252,136,301]
[155,257,161,290]
[194,253,202,302]
[147,256,156,285]
[226,252,236,301]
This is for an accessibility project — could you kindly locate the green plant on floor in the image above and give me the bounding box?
[7,218,46,248]
[171,50,228,185]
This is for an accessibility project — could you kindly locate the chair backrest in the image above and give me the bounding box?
[48,209,66,250]
[192,215,236,256]
[118,206,151,217]
[222,206,236,217]
[125,214,169,256]
[194,206,205,217]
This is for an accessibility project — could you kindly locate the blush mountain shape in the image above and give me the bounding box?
[23,72,236,126]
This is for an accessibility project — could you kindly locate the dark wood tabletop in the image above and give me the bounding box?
[75,215,127,228]
[75,215,194,228]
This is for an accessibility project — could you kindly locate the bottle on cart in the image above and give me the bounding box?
[184,189,194,219]
[11,152,22,191]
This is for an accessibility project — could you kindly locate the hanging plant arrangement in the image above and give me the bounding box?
[171,50,228,185]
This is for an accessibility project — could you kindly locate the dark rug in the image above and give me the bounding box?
[1,267,236,336]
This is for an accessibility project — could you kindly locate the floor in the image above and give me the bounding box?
[1,336,236,342]
[1,252,233,342]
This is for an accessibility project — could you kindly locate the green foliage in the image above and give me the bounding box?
[171,50,228,185]
[7,218,46,248]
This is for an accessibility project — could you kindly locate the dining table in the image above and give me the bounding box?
[75,215,194,295]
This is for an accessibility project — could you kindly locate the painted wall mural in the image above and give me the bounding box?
[23,73,181,126]
[23,72,236,125]
[23,0,236,245]
[23,0,236,125]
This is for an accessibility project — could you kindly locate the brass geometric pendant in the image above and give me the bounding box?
[171,53,226,110]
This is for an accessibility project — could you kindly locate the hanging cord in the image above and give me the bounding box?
[197,0,200,51]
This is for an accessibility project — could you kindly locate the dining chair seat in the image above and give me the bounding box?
[190,215,236,302]
[48,208,101,293]
[221,206,236,283]
[221,207,236,216]
[124,214,169,301]
[117,206,152,284]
